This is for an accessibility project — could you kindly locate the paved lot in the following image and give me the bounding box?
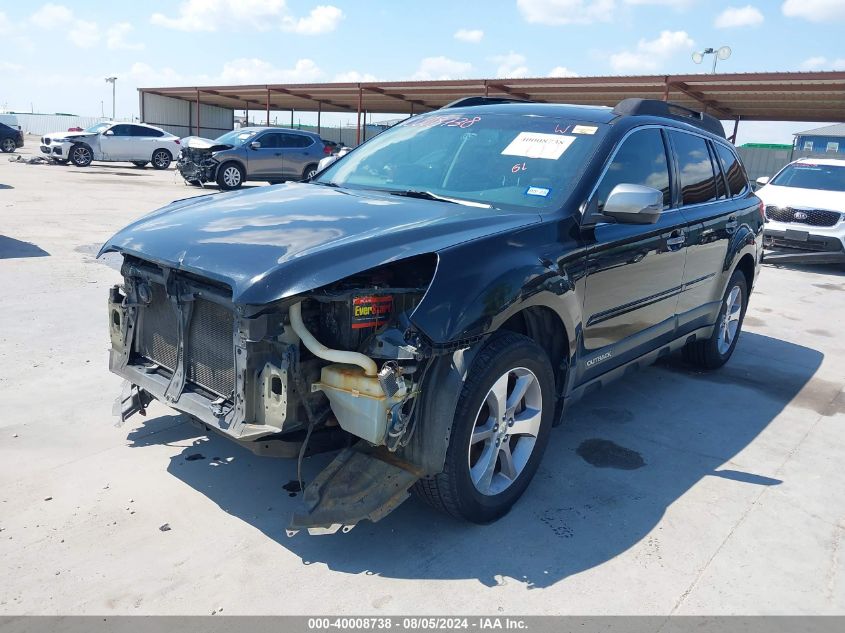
[1,137,844,615]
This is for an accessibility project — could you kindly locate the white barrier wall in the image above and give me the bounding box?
[140,92,234,139]
[11,114,110,136]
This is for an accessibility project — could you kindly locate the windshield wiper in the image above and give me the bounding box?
[389,190,492,208]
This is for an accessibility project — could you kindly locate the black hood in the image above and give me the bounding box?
[99,183,540,305]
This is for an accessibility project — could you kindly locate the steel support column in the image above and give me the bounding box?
[195,88,201,135]
[266,87,270,126]
[663,76,670,102]
[317,101,322,135]
[356,84,363,145]
[730,117,740,144]
[291,109,294,127]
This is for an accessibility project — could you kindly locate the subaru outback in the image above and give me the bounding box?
[100,98,763,531]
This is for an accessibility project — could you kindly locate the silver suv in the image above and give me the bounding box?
[177,127,327,190]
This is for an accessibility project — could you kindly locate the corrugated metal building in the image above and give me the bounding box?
[140,92,233,139]
[794,123,845,155]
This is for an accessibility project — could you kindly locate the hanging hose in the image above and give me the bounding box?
[288,301,378,376]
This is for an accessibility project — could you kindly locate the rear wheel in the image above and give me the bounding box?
[1,137,16,153]
[151,149,172,170]
[132,161,148,168]
[216,162,244,190]
[301,163,318,181]
[413,332,555,523]
[683,269,748,369]
[69,143,93,167]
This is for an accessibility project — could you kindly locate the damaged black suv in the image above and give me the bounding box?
[100,98,763,531]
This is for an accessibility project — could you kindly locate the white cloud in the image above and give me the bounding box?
[411,57,473,80]
[715,5,764,28]
[333,70,378,82]
[107,22,144,50]
[454,28,484,43]
[0,11,12,33]
[68,19,99,48]
[624,0,694,7]
[548,66,579,77]
[218,58,323,84]
[30,3,73,29]
[30,4,101,48]
[782,0,845,22]
[516,0,616,25]
[800,56,845,70]
[151,0,343,34]
[0,61,23,72]
[282,5,343,34]
[609,30,694,72]
[491,52,530,78]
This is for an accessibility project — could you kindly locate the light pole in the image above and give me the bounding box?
[692,46,731,74]
[105,76,117,119]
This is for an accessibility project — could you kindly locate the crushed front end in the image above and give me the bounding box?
[175,137,231,184]
[107,254,438,531]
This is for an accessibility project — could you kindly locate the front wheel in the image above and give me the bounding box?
[1,138,16,153]
[683,269,748,369]
[216,162,244,190]
[69,143,93,167]
[413,332,555,523]
[151,149,171,170]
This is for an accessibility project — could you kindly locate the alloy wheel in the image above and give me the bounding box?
[222,166,241,187]
[717,285,743,354]
[72,146,91,165]
[1,138,14,152]
[467,367,542,496]
[153,151,170,168]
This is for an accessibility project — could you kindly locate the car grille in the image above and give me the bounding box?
[135,283,235,398]
[765,206,842,227]
[42,137,50,145]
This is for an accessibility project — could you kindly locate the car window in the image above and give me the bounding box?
[770,163,845,192]
[133,125,163,137]
[279,133,312,148]
[595,128,671,211]
[109,125,133,137]
[708,142,728,200]
[714,143,748,196]
[257,133,281,148]
[670,131,718,206]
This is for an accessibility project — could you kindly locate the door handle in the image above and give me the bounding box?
[666,233,685,249]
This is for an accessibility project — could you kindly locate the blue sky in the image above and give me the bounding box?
[2,0,844,143]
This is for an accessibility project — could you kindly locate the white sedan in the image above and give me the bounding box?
[40,122,181,169]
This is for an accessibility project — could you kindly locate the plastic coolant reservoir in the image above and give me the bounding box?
[313,364,406,446]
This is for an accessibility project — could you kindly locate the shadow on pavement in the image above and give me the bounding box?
[128,331,822,589]
[0,235,50,259]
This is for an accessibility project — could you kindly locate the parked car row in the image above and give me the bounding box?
[35,121,343,190]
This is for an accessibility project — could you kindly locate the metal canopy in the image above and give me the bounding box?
[140,71,845,123]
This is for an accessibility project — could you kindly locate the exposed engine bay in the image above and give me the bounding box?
[108,253,439,531]
[175,136,233,184]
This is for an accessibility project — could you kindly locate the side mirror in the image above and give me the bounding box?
[104,130,114,136]
[756,176,770,186]
[602,184,663,225]
[249,141,261,150]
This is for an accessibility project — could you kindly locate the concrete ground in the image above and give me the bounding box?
[1,136,844,615]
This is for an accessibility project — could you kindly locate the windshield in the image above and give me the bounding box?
[85,122,111,133]
[315,112,608,210]
[214,129,259,145]
[771,163,845,192]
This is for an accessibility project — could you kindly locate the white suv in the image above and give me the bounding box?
[757,158,845,265]
[40,122,181,169]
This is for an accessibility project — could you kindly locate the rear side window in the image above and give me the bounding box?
[714,143,749,196]
[133,125,163,137]
[670,131,717,205]
[595,128,671,211]
[109,124,132,137]
[280,133,313,148]
[708,143,727,200]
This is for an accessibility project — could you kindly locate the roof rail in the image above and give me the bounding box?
[613,98,725,139]
[441,96,532,109]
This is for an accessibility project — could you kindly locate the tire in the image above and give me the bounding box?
[301,163,318,181]
[151,149,172,170]
[413,332,555,523]
[683,269,748,370]
[1,137,16,153]
[69,143,93,167]
[132,161,148,168]
[216,162,245,190]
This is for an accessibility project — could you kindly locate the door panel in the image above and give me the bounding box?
[667,131,732,330]
[101,124,134,160]
[578,126,686,385]
[248,132,284,178]
[278,133,315,178]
